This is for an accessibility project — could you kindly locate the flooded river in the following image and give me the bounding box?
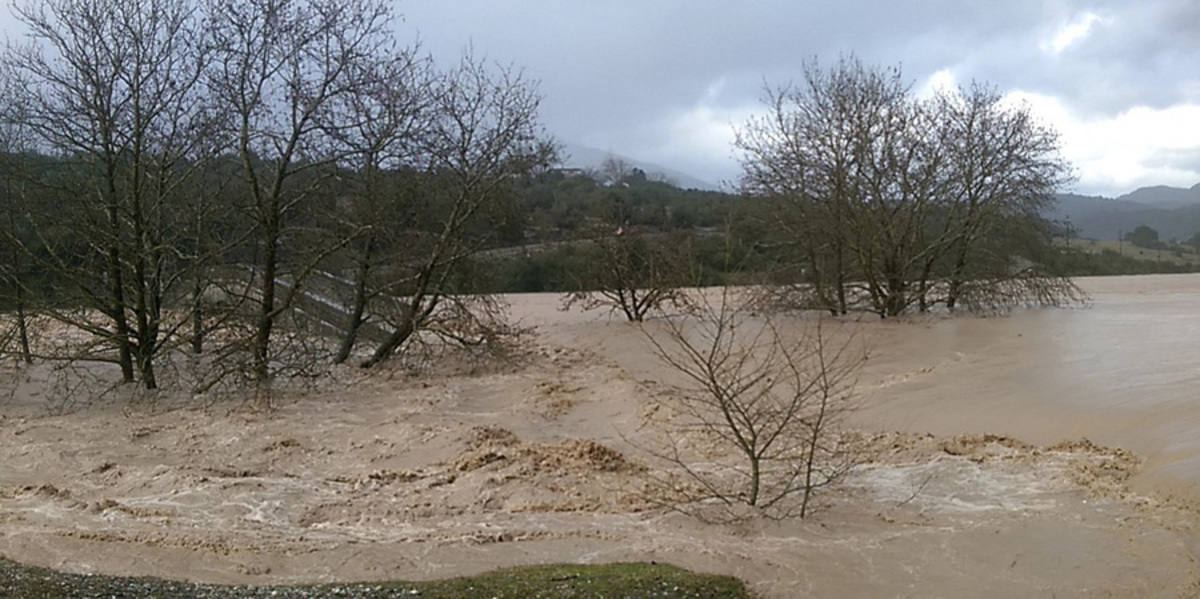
[2,275,1197,597]
[855,273,1200,500]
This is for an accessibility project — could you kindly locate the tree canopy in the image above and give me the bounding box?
[736,56,1081,317]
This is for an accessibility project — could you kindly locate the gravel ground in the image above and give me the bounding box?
[0,559,751,598]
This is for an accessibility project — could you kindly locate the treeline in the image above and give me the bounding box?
[1051,246,1200,276]
[518,163,732,239]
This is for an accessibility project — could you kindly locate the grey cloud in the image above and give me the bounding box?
[3,1,1185,194]
[1150,147,1200,174]
[391,1,1198,193]
[962,2,1200,117]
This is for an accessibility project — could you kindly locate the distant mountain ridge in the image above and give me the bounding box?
[1116,184,1200,207]
[557,143,722,192]
[1054,183,1200,241]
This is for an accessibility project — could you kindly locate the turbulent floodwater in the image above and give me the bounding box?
[854,273,1200,501]
[1,274,1197,598]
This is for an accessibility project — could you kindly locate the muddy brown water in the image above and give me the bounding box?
[1,274,1198,598]
[850,273,1200,502]
[521,273,1200,502]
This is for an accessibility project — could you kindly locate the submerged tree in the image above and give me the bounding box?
[737,56,1080,317]
[204,0,396,383]
[0,123,34,366]
[640,288,865,520]
[0,0,556,397]
[933,83,1078,311]
[562,228,695,322]
[321,48,435,365]
[359,53,557,368]
[2,0,215,388]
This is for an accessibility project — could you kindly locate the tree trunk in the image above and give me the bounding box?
[833,243,848,315]
[361,311,416,369]
[885,273,908,318]
[334,235,374,365]
[916,259,934,313]
[748,453,761,507]
[15,293,32,364]
[805,250,837,316]
[946,248,969,310]
[6,188,31,364]
[130,180,158,390]
[254,215,280,383]
[362,293,439,369]
[136,346,157,390]
[191,273,204,354]
[106,201,135,383]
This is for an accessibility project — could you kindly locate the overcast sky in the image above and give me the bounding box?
[391,0,1200,197]
[2,1,1195,197]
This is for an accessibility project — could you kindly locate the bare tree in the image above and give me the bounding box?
[359,53,557,368]
[0,111,35,366]
[2,0,214,389]
[563,229,695,322]
[596,155,634,187]
[932,83,1080,311]
[320,48,435,364]
[738,57,1080,317]
[640,288,865,520]
[204,0,394,383]
[737,59,877,315]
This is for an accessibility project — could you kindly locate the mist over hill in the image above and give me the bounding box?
[1054,183,1200,241]
[557,143,723,192]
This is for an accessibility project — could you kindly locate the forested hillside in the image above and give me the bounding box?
[1054,184,1200,242]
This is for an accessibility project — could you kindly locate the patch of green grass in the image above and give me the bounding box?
[0,558,753,598]
[1079,240,1200,266]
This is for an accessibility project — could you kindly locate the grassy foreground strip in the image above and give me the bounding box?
[0,559,753,598]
